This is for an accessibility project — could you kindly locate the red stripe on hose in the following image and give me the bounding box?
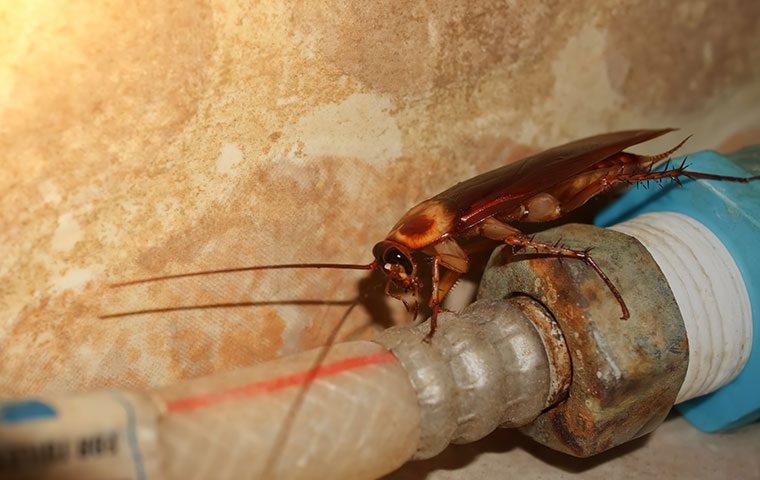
[166,351,397,413]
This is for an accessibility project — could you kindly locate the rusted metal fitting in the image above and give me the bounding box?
[479,223,688,457]
[375,297,570,459]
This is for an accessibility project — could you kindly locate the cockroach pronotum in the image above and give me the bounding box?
[110,128,758,340]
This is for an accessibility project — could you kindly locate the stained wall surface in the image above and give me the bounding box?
[1,0,760,396]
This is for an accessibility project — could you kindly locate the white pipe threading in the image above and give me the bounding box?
[610,212,752,403]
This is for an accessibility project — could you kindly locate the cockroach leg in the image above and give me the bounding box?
[423,257,457,342]
[550,158,758,216]
[503,234,631,320]
[384,278,419,321]
[424,257,442,343]
[424,307,440,344]
[430,237,470,273]
[436,269,463,305]
[478,217,522,239]
[553,174,617,213]
[417,268,461,339]
[621,167,760,184]
[477,218,629,319]
[521,193,562,222]
[546,138,695,215]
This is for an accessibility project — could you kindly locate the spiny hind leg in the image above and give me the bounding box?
[434,269,463,306]
[500,144,693,222]
[556,173,620,213]
[554,157,758,214]
[526,143,687,219]
[557,135,693,212]
[423,261,465,342]
[620,160,759,184]
[424,257,443,342]
[605,135,759,184]
[478,218,630,320]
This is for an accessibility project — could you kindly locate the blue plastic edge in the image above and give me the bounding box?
[0,400,57,424]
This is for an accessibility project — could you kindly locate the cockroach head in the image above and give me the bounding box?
[372,240,416,281]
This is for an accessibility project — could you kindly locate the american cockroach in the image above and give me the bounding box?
[107,129,758,477]
[109,128,758,340]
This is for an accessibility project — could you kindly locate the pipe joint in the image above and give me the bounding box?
[375,296,570,459]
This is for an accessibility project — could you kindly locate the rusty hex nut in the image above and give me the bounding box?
[478,224,688,457]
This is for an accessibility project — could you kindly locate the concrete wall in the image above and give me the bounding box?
[1,0,759,395]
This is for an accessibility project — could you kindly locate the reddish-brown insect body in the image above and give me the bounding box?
[110,128,759,339]
[369,128,759,338]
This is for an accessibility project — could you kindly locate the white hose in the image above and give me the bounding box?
[0,341,421,480]
[157,341,419,480]
[610,212,752,403]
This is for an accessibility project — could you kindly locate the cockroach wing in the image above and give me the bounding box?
[437,129,675,229]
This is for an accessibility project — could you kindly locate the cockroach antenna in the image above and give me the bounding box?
[98,299,357,319]
[108,261,378,288]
